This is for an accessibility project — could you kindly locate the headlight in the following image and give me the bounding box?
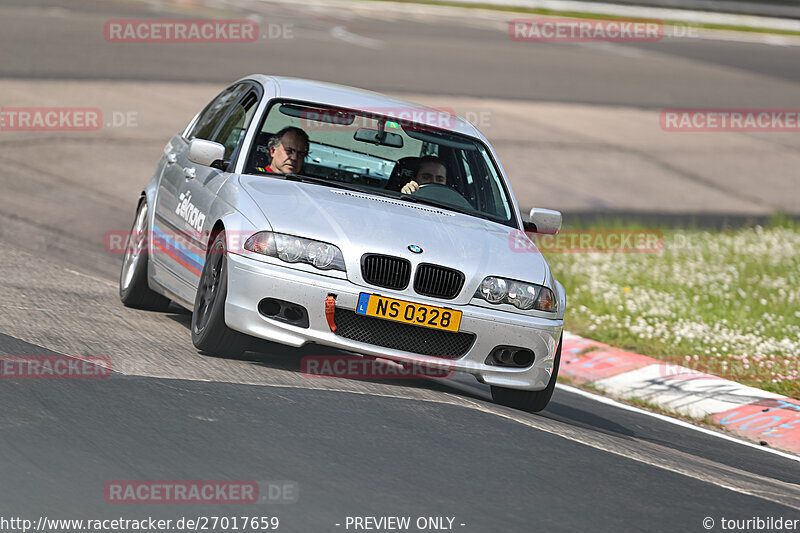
[479,276,507,303]
[305,241,336,269]
[244,232,346,272]
[475,276,556,312]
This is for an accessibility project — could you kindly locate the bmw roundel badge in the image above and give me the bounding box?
[408,245,423,254]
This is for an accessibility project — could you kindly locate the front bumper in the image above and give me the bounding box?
[225,253,563,390]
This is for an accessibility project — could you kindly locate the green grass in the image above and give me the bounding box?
[371,0,800,37]
[545,218,800,399]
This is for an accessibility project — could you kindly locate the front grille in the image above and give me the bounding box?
[333,308,475,359]
[413,264,465,299]
[361,254,411,290]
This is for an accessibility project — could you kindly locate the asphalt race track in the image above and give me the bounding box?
[0,0,798,531]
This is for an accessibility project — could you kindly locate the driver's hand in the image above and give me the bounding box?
[401,181,420,194]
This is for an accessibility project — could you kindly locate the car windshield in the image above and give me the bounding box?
[245,100,517,227]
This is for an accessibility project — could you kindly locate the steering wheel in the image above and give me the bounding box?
[414,183,474,211]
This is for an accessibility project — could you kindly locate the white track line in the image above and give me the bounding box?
[558,383,800,463]
[330,25,382,49]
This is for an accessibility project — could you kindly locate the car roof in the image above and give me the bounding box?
[239,74,484,139]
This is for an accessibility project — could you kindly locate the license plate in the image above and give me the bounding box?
[355,293,462,332]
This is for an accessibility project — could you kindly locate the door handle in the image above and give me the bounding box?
[166,153,177,164]
[183,167,196,179]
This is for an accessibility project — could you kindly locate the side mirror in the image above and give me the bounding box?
[187,138,226,167]
[523,208,562,234]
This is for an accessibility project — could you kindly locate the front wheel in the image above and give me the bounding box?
[191,230,252,356]
[119,200,171,311]
[491,335,562,412]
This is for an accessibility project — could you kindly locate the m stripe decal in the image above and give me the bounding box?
[152,224,204,276]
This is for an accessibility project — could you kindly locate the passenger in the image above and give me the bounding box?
[262,126,309,174]
[400,155,447,194]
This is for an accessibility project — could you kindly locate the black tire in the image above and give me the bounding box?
[491,335,562,412]
[191,230,252,356]
[119,200,171,311]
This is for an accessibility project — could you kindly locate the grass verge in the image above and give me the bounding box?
[546,217,800,399]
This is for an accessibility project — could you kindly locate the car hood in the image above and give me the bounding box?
[239,175,548,298]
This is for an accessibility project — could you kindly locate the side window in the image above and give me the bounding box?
[210,92,259,160]
[459,150,477,205]
[460,151,474,187]
[478,148,511,220]
[421,142,438,157]
[188,84,248,141]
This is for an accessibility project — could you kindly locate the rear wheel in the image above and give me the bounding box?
[191,231,252,356]
[491,335,562,412]
[119,200,171,311]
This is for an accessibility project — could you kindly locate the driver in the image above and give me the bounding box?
[400,155,447,194]
[261,126,309,174]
